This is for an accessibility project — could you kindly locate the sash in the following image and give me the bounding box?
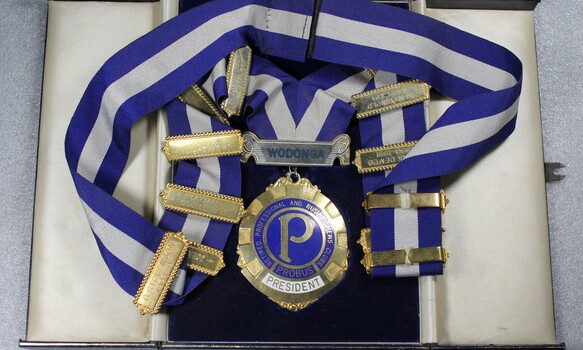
[65,0,522,309]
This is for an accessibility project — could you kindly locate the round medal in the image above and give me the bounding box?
[237,172,349,311]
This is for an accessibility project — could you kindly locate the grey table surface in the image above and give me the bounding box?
[0,0,581,349]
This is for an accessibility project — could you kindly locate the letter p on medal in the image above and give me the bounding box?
[237,174,349,311]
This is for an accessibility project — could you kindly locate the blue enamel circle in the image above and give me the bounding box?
[253,197,335,280]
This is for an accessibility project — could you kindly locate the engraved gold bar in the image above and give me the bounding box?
[162,130,243,161]
[363,190,449,212]
[160,183,245,224]
[134,232,189,314]
[353,141,417,174]
[178,84,229,125]
[366,246,449,268]
[187,242,225,276]
[351,79,430,119]
[221,46,252,117]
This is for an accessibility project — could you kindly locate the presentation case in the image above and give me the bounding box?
[20,0,562,348]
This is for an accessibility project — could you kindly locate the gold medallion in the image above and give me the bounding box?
[237,171,349,311]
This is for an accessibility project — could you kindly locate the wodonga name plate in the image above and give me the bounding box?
[240,132,351,167]
[237,174,349,311]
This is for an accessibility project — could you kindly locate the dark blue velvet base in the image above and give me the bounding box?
[168,117,420,343]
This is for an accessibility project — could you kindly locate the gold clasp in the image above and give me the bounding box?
[363,189,449,214]
[439,189,449,213]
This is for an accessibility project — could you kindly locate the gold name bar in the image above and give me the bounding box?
[134,232,189,314]
[353,141,417,174]
[187,242,225,276]
[160,183,245,224]
[363,190,448,212]
[359,228,448,273]
[351,79,430,119]
[162,130,243,162]
[221,46,252,117]
[178,84,229,125]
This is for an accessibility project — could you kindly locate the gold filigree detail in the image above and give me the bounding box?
[272,299,316,312]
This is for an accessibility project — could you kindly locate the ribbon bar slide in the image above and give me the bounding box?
[134,232,190,314]
[160,183,245,224]
[363,190,448,212]
[354,141,418,174]
[351,79,430,119]
[178,84,230,125]
[221,46,252,117]
[362,246,449,273]
[359,228,448,274]
[162,130,244,161]
[187,242,226,276]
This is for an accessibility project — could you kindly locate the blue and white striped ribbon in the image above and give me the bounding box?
[246,55,372,141]
[359,72,442,277]
[65,0,521,305]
